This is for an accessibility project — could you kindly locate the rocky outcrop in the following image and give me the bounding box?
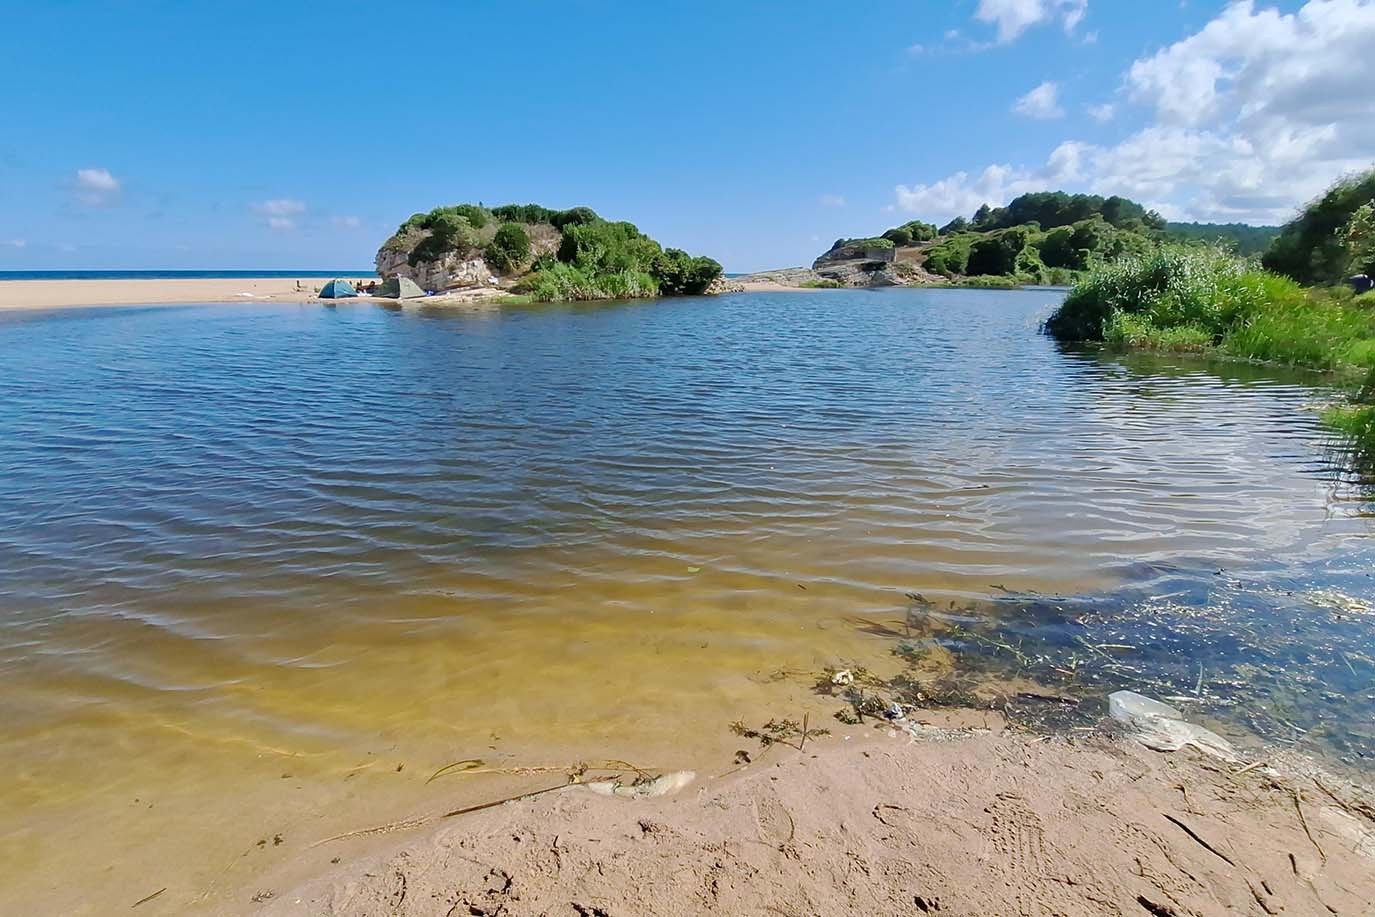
[814,259,904,287]
[705,276,745,294]
[374,245,494,293]
[814,243,895,266]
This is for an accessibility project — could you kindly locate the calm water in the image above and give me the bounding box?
[1,290,1372,912]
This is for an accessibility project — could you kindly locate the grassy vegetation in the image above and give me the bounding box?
[799,279,845,289]
[1045,246,1375,457]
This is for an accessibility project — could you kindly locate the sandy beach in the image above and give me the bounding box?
[253,719,1375,917]
[0,277,533,311]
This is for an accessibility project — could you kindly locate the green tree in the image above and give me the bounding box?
[967,228,1030,275]
[1263,168,1375,284]
[484,223,532,273]
[1341,201,1375,276]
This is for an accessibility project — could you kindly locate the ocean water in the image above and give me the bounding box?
[0,288,1371,911]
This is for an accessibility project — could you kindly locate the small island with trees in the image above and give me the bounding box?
[375,203,723,303]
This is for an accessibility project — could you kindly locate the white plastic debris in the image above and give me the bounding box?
[831,669,854,686]
[1108,691,1237,762]
[584,771,696,799]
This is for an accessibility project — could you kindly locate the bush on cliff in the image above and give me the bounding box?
[484,223,531,273]
[408,209,481,266]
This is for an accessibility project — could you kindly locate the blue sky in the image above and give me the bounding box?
[2,1,1373,272]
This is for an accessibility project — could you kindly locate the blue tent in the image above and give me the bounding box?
[319,279,358,299]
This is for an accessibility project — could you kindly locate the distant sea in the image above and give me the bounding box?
[0,270,375,281]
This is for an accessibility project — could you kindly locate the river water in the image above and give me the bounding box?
[1,290,1372,911]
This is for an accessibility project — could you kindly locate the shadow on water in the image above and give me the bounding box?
[841,558,1375,771]
[1054,340,1375,499]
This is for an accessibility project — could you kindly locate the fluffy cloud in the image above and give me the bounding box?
[898,0,1375,225]
[894,141,1089,222]
[73,167,120,205]
[975,0,1088,42]
[252,198,307,230]
[1014,81,1064,119]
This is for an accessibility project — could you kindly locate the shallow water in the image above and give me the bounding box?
[0,290,1371,912]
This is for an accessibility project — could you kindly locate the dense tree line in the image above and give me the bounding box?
[1263,168,1375,285]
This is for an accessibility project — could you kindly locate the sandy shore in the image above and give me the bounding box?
[0,277,359,310]
[248,715,1375,916]
[0,278,531,311]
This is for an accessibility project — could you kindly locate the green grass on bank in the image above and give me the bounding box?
[1044,246,1375,458]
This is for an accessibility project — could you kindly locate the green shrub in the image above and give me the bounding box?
[923,234,974,275]
[409,211,480,265]
[650,248,722,295]
[967,228,1030,276]
[550,206,601,229]
[883,227,913,246]
[489,203,558,225]
[1046,246,1375,369]
[484,223,531,273]
[558,220,662,273]
[1342,201,1375,277]
[521,263,658,302]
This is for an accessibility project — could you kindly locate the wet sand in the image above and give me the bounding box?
[257,720,1375,916]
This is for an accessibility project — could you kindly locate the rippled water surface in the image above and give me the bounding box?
[1,290,1372,912]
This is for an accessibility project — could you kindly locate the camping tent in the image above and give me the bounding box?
[379,276,425,299]
[319,279,358,299]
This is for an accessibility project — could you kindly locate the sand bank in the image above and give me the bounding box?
[0,277,370,310]
[252,717,1375,916]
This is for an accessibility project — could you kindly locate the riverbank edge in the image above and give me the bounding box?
[252,720,1375,916]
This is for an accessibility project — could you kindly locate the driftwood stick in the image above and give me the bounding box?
[131,887,167,908]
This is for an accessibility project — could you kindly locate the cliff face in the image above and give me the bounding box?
[374,222,561,293]
[374,246,494,292]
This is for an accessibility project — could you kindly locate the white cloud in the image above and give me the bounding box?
[896,144,1087,222]
[331,215,362,229]
[252,198,307,230]
[897,0,1375,225]
[1014,81,1065,119]
[73,167,120,205]
[975,0,1088,43]
[818,194,847,208]
[1,239,25,248]
[1086,102,1116,123]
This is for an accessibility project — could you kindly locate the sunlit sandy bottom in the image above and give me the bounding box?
[1,292,1370,912]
